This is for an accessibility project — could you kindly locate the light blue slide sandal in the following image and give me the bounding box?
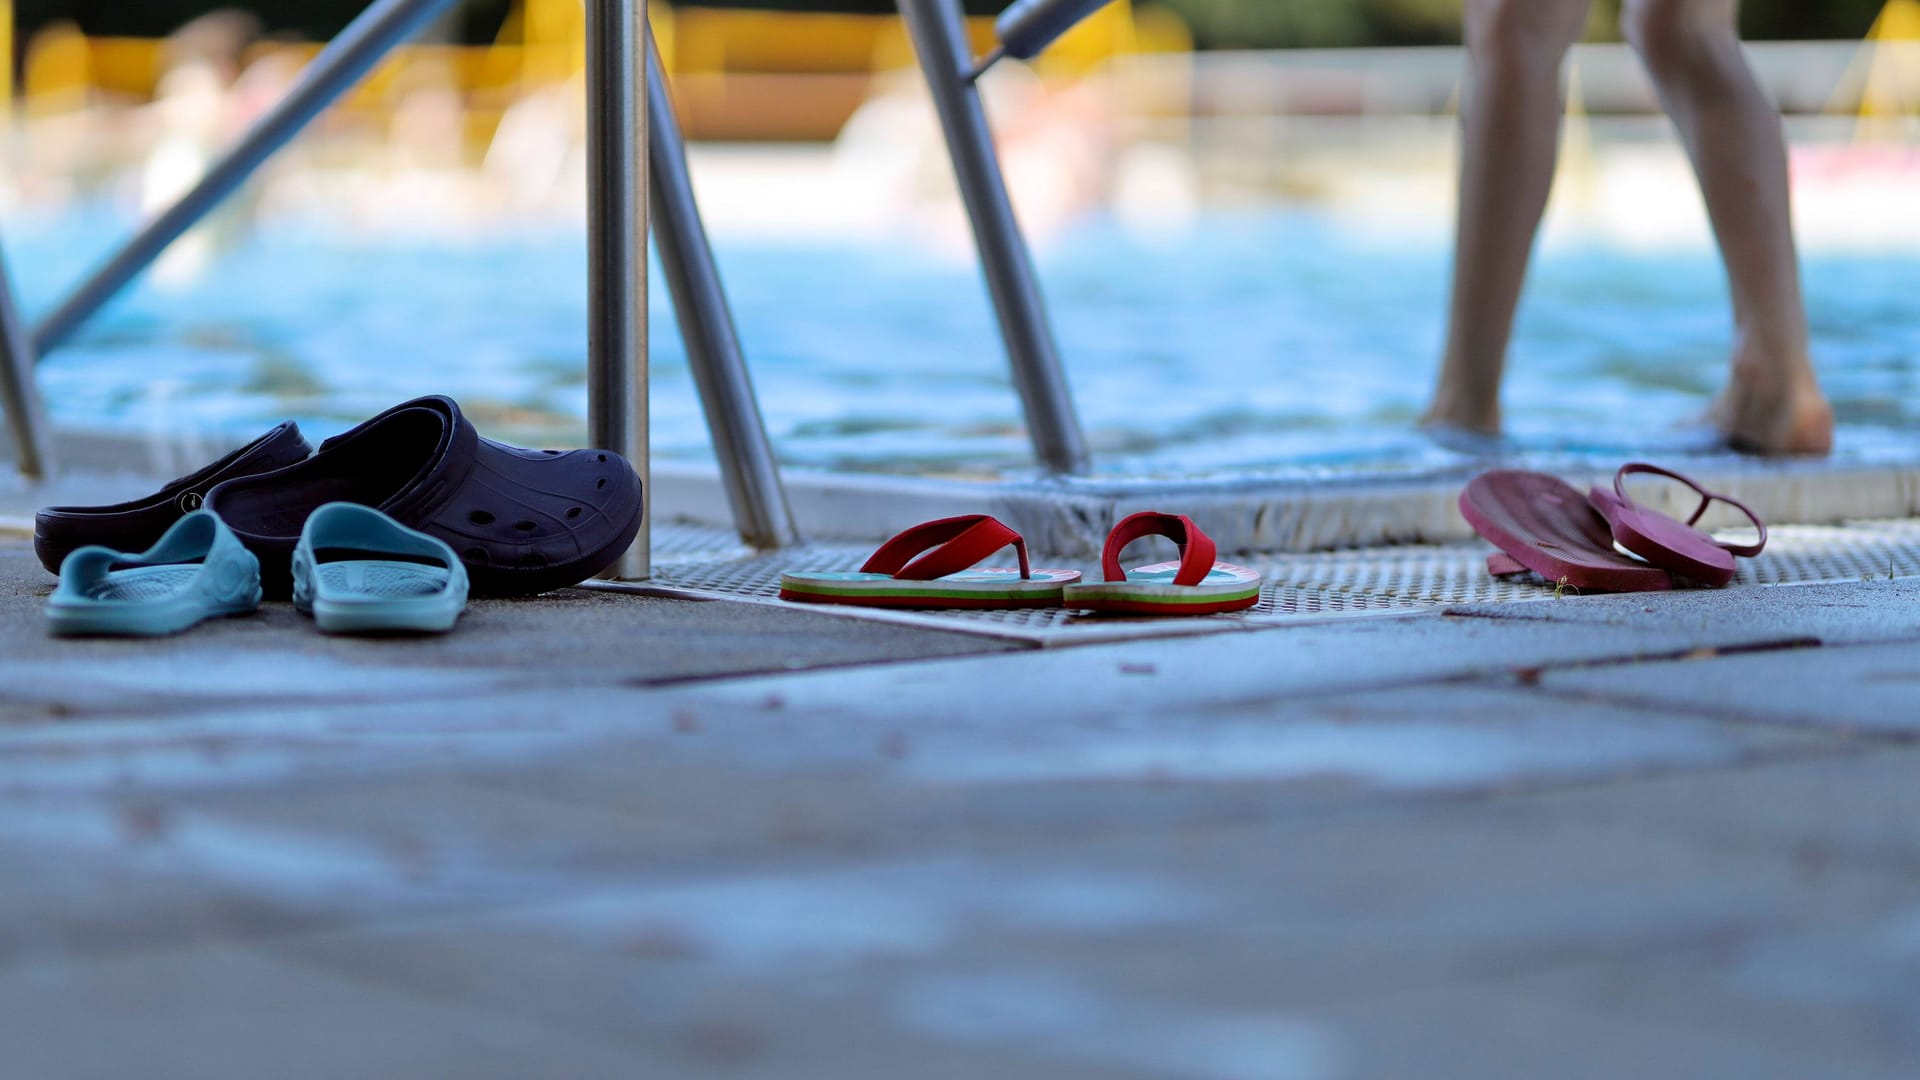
[46,510,261,637]
[293,502,468,634]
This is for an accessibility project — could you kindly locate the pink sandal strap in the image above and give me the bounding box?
[1100,512,1217,587]
[1614,463,1768,558]
[859,515,1031,581]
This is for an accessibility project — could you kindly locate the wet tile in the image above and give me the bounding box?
[0,686,677,797]
[657,611,1775,728]
[1541,640,1920,732]
[1448,579,1920,647]
[0,541,1017,717]
[0,943,642,1080]
[896,684,1824,788]
[1415,743,1920,875]
[259,807,1920,1079]
[272,921,1135,1080]
[1307,980,1910,1080]
[1490,916,1920,1077]
[0,836,343,970]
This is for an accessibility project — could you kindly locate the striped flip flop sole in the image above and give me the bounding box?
[1062,562,1262,616]
[780,567,1080,609]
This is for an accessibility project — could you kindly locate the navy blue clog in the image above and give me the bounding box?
[207,396,643,598]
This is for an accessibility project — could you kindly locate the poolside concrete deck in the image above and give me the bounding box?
[5,516,1920,1077]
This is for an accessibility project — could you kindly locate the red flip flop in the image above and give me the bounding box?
[1062,512,1262,616]
[779,515,1080,608]
[1460,470,1673,593]
[1586,463,1767,588]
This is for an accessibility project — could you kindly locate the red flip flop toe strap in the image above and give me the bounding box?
[1616,462,1767,557]
[859,515,1030,581]
[1101,512,1216,587]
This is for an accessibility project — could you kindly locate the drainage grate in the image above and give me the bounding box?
[628,520,1920,642]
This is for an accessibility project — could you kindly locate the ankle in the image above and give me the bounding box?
[1423,394,1502,435]
[1729,333,1817,391]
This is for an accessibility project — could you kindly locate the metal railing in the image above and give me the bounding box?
[898,0,1096,476]
[647,31,799,549]
[0,0,1110,574]
[0,242,53,478]
[585,0,653,577]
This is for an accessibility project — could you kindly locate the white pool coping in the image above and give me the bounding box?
[7,429,1919,557]
[656,452,1920,557]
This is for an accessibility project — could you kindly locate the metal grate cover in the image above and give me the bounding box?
[627,520,1920,643]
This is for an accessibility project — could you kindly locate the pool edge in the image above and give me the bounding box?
[8,429,1915,557]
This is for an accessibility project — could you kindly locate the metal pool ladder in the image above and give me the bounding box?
[0,0,1113,577]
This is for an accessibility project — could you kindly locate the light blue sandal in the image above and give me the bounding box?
[292,502,468,634]
[46,510,261,637]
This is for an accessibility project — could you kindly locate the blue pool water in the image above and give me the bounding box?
[10,207,1918,478]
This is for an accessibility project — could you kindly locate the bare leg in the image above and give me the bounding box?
[1425,0,1594,435]
[1623,0,1833,455]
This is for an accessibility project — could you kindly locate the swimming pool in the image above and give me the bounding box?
[11,203,1918,479]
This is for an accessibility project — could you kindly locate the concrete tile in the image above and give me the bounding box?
[1491,926,1920,1076]
[97,765,809,909]
[254,805,1920,1079]
[1448,578,1920,647]
[8,738,1911,1078]
[273,926,1152,1080]
[1026,810,1920,1012]
[0,540,1020,720]
[1541,640,1920,732]
[290,810,1912,1009]
[886,968,1334,1080]
[0,838,342,971]
[484,680,1816,784]
[657,610,1776,727]
[1416,743,1920,876]
[404,683,1831,882]
[265,854,1216,1039]
[6,681,1819,969]
[1307,980,1911,1080]
[4,522,1919,1079]
[0,644,526,714]
[895,684,1824,788]
[0,686,683,797]
[0,943,644,1080]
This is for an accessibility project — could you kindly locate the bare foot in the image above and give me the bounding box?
[1420,393,1501,440]
[1420,417,1509,457]
[1710,343,1835,456]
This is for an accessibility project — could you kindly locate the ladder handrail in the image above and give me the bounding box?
[0,242,54,478]
[30,0,464,357]
[898,0,1092,476]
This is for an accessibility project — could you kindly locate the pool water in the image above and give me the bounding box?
[11,206,1918,478]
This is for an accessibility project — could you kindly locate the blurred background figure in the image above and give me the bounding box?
[143,10,261,285]
[1427,0,1835,456]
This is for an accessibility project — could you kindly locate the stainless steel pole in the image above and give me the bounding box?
[31,0,462,356]
[0,242,55,478]
[897,0,1090,475]
[646,34,797,549]
[586,0,650,579]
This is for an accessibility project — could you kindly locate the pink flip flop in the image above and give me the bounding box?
[1460,470,1673,593]
[1586,463,1767,588]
